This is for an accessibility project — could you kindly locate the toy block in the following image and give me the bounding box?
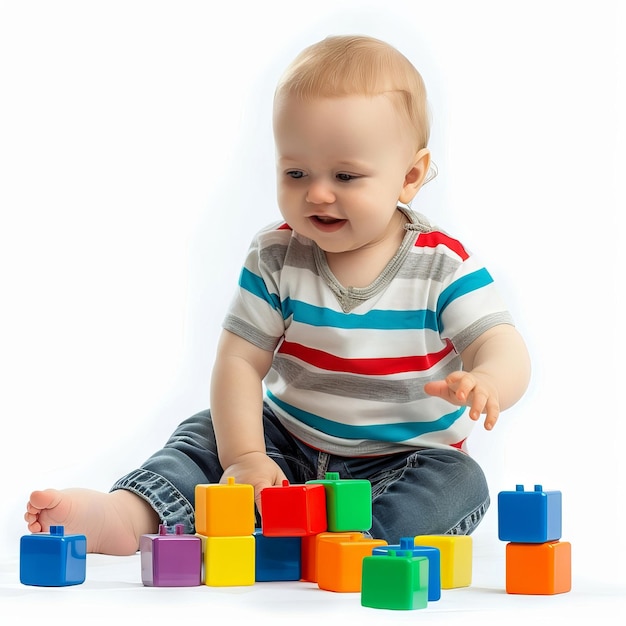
[506,541,571,594]
[20,525,86,587]
[254,529,301,581]
[413,534,472,588]
[361,551,429,610]
[195,477,255,537]
[498,484,562,543]
[260,480,327,537]
[301,531,357,582]
[306,472,372,532]
[317,533,387,592]
[198,534,255,586]
[140,524,202,587]
[373,537,441,601]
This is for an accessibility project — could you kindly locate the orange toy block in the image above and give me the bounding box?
[506,541,572,594]
[413,534,472,588]
[317,533,387,592]
[195,478,255,537]
[301,532,359,582]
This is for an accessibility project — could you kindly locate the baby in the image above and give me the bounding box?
[25,35,530,555]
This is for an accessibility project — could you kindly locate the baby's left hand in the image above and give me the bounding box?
[424,370,500,430]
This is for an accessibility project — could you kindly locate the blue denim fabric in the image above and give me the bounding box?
[111,403,489,542]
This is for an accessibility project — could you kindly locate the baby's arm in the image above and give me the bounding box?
[210,329,287,510]
[424,324,530,430]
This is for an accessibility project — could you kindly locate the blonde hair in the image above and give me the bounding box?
[274,35,430,150]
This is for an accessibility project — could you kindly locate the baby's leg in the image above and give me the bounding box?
[340,448,490,541]
[25,488,159,555]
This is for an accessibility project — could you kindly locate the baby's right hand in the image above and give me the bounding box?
[220,451,288,514]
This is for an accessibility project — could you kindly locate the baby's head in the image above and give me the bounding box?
[274,35,430,152]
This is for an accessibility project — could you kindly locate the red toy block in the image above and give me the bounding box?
[260,480,327,537]
[506,540,572,594]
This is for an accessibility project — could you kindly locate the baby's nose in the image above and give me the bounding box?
[306,179,336,204]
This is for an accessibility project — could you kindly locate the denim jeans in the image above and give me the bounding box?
[111,403,490,543]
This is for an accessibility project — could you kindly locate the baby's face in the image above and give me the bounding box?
[273,94,417,255]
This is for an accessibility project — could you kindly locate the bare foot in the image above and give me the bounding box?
[25,488,160,555]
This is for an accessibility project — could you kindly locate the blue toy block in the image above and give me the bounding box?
[373,537,441,601]
[254,529,302,581]
[20,525,87,586]
[498,484,562,543]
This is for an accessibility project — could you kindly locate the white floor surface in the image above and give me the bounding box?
[2,533,624,625]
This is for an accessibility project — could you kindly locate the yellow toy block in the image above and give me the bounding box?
[413,535,472,588]
[198,534,255,587]
[195,478,255,537]
[317,533,387,592]
[506,541,571,594]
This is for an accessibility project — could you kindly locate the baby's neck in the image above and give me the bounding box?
[325,213,407,289]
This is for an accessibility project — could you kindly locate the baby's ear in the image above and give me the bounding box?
[399,149,431,204]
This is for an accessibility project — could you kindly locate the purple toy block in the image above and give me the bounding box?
[140,524,202,587]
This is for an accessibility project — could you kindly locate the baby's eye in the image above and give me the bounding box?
[286,170,305,179]
[336,173,357,182]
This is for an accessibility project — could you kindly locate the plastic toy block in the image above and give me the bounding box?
[317,533,388,592]
[413,535,472,588]
[373,537,441,601]
[195,477,255,537]
[254,529,301,581]
[306,472,372,532]
[361,551,429,610]
[301,531,357,582]
[20,525,86,587]
[498,484,562,543]
[506,541,572,595]
[140,524,202,587]
[260,480,327,537]
[198,534,255,586]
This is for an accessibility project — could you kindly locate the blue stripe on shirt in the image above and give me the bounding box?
[240,267,492,333]
[239,267,282,310]
[239,270,438,331]
[282,298,438,330]
[266,390,466,442]
[437,268,494,329]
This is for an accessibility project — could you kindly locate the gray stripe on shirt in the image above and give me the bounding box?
[269,355,463,403]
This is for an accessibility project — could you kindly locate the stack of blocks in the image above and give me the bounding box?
[498,484,571,594]
[195,476,256,586]
[134,471,476,611]
[264,473,385,593]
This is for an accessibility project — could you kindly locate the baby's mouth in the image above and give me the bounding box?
[312,215,344,224]
[309,215,347,233]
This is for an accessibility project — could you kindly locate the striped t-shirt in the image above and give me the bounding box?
[223,208,514,457]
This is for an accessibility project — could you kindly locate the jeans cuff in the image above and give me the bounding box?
[110,468,196,534]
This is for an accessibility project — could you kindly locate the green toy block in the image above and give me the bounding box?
[306,472,372,532]
[361,551,429,610]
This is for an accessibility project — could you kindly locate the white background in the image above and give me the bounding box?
[1,0,622,574]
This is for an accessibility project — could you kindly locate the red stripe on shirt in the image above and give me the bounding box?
[277,223,292,230]
[415,231,469,261]
[277,339,455,375]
